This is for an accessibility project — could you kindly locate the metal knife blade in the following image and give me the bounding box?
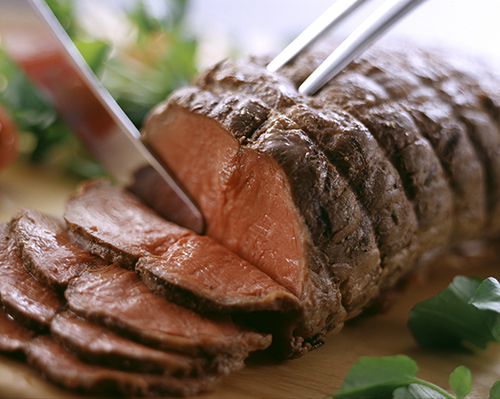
[0,0,204,234]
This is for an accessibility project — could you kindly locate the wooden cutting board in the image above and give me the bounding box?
[1,161,500,399]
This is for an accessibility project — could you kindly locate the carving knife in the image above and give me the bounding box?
[0,0,204,234]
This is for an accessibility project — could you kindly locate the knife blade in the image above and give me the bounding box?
[0,0,204,234]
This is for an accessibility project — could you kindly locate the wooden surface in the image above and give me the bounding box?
[1,161,500,399]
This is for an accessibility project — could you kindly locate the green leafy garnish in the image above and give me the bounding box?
[448,366,471,399]
[490,381,500,399]
[407,276,500,349]
[330,355,466,399]
[469,277,500,313]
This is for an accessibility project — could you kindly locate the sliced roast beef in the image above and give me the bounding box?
[64,179,192,269]
[25,335,221,397]
[0,224,63,330]
[50,311,206,376]
[0,306,34,353]
[11,209,107,290]
[65,263,271,361]
[2,44,499,390]
[136,235,300,313]
[65,180,302,316]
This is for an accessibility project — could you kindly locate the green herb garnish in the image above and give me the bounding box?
[330,355,466,399]
[489,381,500,399]
[408,276,500,349]
[331,355,500,398]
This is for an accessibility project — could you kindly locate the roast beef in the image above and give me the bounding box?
[0,223,63,330]
[64,263,272,363]
[50,311,206,376]
[0,306,34,353]
[302,49,487,243]
[372,47,500,234]
[10,209,107,290]
[141,45,500,358]
[25,335,221,397]
[137,235,300,313]
[64,179,192,269]
[65,180,301,315]
[0,214,268,396]
[3,42,500,395]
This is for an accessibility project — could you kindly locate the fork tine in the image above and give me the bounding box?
[298,0,428,95]
[267,0,369,72]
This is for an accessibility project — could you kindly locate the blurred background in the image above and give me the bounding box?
[185,0,500,68]
[1,0,499,180]
[80,0,500,67]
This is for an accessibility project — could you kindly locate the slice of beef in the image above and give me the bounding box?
[136,235,300,313]
[50,311,206,376]
[0,223,63,330]
[11,209,107,290]
[64,179,192,270]
[25,335,221,397]
[65,180,302,316]
[64,263,271,361]
[0,306,34,353]
[248,110,382,316]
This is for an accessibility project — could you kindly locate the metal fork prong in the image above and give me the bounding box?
[267,0,369,72]
[298,0,427,95]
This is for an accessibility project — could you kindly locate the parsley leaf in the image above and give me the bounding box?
[330,355,456,399]
[469,277,500,313]
[448,366,471,399]
[490,381,500,399]
[407,276,500,349]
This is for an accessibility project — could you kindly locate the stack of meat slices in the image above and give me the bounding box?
[0,194,292,396]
